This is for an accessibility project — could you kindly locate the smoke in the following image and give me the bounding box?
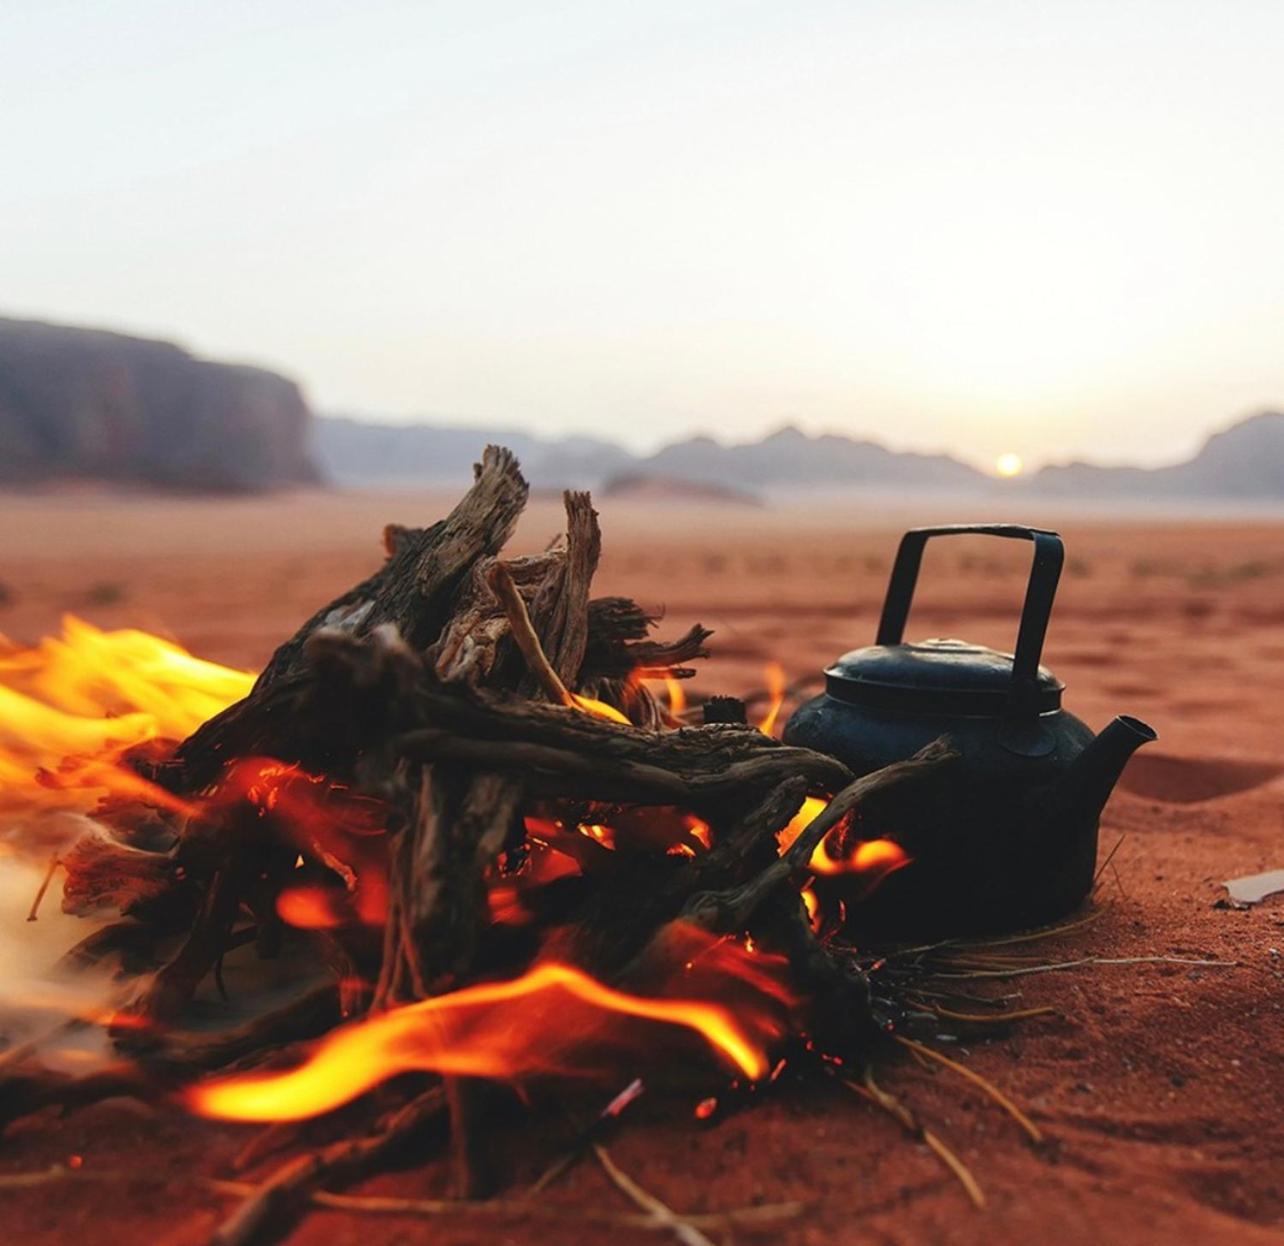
[0,831,123,1073]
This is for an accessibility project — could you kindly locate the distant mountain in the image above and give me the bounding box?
[313,417,633,489]
[1028,411,1284,498]
[643,424,984,490]
[314,417,985,492]
[5,310,1274,504]
[0,318,317,491]
[315,410,1284,502]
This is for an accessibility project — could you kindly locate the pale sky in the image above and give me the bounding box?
[4,1,1283,470]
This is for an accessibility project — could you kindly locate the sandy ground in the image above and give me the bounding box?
[1,485,1282,1245]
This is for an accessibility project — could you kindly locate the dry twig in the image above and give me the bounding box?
[844,1071,986,1210]
[894,1035,1042,1145]
[592,1143,718,1246]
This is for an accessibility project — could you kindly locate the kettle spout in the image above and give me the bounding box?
[1056,715,1157,825]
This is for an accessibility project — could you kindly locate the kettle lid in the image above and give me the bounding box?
[830,523,1067,718]
[826,638,1064,716]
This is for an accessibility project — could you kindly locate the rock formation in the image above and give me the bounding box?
[0,318,319,491]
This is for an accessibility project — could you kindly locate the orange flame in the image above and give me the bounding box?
[757,662,787,737]
[776,796,910,881]
[0,616,252,819]
[188,929,791,1122]
[685,815,712,850]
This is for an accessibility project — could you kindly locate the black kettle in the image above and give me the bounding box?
[783,524,1156,935]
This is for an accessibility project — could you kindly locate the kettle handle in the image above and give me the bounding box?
[876,524,1065,711]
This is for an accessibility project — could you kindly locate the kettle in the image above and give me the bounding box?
[783,524,1156,935]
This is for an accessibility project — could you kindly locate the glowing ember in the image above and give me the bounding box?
[487,833,583,925]
[0,616,252,819]
[188,930,790,1122]
[579,822,616,849]
[831,837,908,877]
[276,886,345,930]
[216,757,391,928]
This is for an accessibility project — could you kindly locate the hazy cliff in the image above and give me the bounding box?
[0,318,319,491]
[1029,411,1284,499]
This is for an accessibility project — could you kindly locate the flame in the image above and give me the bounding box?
[757,662,787,736]
[664,676,687,719]
[570,692,631,725]
[686,815,712,850]
[0,617,252,819]
[776,796,910,881]
[188,928,791,1122]
[801,884,821,931]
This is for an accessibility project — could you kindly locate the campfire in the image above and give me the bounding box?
[2,448,1089,1243]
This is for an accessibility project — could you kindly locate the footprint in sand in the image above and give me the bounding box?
[1117,752,1283,805]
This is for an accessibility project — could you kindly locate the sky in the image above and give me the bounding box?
[3,1,1283,471]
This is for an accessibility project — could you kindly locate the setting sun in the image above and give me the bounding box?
[994,452,1024,478]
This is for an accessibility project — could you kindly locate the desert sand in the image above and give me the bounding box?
[1,485,1281,1245]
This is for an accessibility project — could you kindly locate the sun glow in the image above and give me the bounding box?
[994,452,1024,478]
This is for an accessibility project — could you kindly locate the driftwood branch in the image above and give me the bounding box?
[251,446,528,691]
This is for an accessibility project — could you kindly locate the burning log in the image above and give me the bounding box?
[2,445,966,1243]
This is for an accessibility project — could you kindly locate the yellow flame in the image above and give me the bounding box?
[0,617,252,817]
[776,796,909,879]
[188,960,773,1122]
[801,885,821,931]
[757,662,787,737]
[570,692,631,725]
[664,675,687,719]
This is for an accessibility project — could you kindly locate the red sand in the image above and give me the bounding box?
[1,488,1282,1245]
